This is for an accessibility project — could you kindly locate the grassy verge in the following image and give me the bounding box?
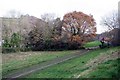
[83,40,101,48]
[2,50,79,76]
[26,46,120,78]
[81,58,120,78]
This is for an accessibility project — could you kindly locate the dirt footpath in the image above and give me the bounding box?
[3,50,89,78]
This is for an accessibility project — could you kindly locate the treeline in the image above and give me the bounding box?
[2,11,97,53]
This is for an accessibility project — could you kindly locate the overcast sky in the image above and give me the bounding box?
[0,0,119,33]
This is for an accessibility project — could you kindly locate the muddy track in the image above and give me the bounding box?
[3,49,92,79]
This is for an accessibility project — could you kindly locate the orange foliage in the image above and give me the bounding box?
[62,11,96,43]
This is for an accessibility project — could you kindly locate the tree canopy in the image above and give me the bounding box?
[62,11,96,43]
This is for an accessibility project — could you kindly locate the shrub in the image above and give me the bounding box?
[2,33,22,53]
[30,39,82,51]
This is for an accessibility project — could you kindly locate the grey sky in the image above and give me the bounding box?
[0,0,119,33]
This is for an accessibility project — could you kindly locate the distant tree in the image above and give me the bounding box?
[27,17,63,50]
[2,33,22,53]
[41,13,56,22]
[41,13,63,41]
[10,33,21,48]
[100,11,120,46]
[27,27,44,50]
[41,13,57,40]
[101,11,118,31]
[2,10,22,40]
[62,11,96,43]
[51,18,63,40]
[2,23,12,39]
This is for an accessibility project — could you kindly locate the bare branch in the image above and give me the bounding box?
[101,11,118,31]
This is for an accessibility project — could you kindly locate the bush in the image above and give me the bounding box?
[30,40,82,51]
[111,40,120,46]
[67,41,81,50]
[2,33,23,53]
[2,47,19,53]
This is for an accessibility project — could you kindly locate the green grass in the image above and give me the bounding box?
[2,50,78,76]
[83,40,101,48]
[82,58,120,78]
[26,46,120,78]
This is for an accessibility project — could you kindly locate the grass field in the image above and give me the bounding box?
[2,50,79,76]
[2,40,100,76]
[25,46,120,78]
[2,41,120,78]
[83,40,101,48]
[81,58,120,78]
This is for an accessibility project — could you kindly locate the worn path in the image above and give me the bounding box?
[3,49,91,79]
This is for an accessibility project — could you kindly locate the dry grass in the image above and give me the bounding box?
[2,51,43,63]
[2,50,79,63]
[2,50,79,75]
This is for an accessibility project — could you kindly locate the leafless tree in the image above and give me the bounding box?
[101,11,119,31]
[41,13,56,22]
[101,11,120,46]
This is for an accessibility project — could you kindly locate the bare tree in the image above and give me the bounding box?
[101,11,119,31]
[2,10,22,39]
[101,11,120,46]
[41,13,56,22]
